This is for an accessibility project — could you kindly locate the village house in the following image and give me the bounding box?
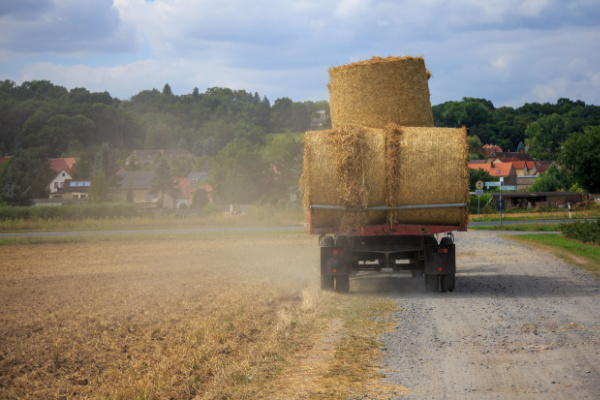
[48,158,78,194]
[468,161,518,187]
[116,171,193,209]
[125,150,194,166]
[49,180,91,200]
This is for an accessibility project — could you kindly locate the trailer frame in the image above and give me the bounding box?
[311,203,468,293]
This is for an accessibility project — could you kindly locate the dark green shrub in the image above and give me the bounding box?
[560,220,600,244]
[0,202,142,221]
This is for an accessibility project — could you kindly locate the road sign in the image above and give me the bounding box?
[501,185,517,191]
[475,189,484,196]
[475,180,484,190]
[485,181,500,188]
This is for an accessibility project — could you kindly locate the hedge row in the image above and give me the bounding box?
[0,202,143,221]
[560,220,600,244]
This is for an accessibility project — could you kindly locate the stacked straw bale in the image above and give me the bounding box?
[386,124,470,226]
[301,124,387,228]
[328,56,434,129]
[301,124,469,228]
[301,56,469,230]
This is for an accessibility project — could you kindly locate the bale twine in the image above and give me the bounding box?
[328,56,434,129]
[386,124,469,226]
[300,124,387,229]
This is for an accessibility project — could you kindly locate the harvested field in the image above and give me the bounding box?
[0,234,322,399]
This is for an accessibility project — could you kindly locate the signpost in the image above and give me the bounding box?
[484,179,515,226]
[475,181,484,216]
[485,181,501,188]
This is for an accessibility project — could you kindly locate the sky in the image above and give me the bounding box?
[1,0,599,107]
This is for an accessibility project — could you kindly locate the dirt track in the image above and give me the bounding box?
[375,231,600,399]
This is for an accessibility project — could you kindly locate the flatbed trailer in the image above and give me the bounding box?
[310,203,468,293]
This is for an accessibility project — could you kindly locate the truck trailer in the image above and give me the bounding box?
[310,203,467,293]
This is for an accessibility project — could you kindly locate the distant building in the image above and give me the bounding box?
[468,161,517,186]
[310,110,328,130]
[48,170,73,194]
[126,150,194,166]
[49,180,91,200]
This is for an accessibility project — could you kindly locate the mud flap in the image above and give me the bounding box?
[424,244,455,275]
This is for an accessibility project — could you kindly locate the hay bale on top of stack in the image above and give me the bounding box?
[301,56,469,230]
[328,56,434,129]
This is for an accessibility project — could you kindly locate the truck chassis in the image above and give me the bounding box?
[311,204,467,293]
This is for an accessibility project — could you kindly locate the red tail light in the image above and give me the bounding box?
[437,248,448,254]
[333,250,343,256]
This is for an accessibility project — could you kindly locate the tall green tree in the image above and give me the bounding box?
[93,142,122,186]
[89,168,110,203]
[149,158,179,208]
[71,153,94,180]
[530,165,573,192]
[210,138,267,204]
[0,147,51,205]
[524,113,570,160]
[263,135,303,200]
[561,126,600,192]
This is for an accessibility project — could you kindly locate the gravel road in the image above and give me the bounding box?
[376,231,600,399]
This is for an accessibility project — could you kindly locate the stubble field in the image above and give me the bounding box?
[0,233,330,399]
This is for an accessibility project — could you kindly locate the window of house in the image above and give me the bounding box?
[73,194,78,199]
[54,182,58,188]
[62,172,65,177]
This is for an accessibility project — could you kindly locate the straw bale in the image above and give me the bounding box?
[300,125,387,229]
[328,56,433,129]
[386,124,469,226]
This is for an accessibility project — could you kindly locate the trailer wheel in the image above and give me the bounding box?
[335,274,350,293]
[441,274,455,292]
[425,274,439,292]
[320,236,334,247]
[440,237,453,245]
[411,269,424,278]
[321,275,334,290]
[424,235,438,245]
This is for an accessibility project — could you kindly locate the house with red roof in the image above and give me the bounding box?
[48,158,79,195]
[173,177,191,208]
[482,144,503,158]
[50,158,78,175]
[468,161,517,186]
[511,161,536,176]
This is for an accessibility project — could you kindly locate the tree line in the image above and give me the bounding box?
[1,79,599,207]
[436,97,600,193]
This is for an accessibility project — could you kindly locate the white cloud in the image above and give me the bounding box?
[1,0,600,106]
[0,0,137,54]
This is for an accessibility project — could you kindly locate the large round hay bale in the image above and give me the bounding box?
[328,56,434,129]
[386,124,469,226]
[300,125,387,229]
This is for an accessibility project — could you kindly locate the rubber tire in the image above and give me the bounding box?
[334,235,349,246]
[441,274,455,292]
[424,235,438,245]
[425,274,439,292]
[321,275,334,291]
[411,269,424,278]
[335,274,350,293]
[440,237,453,245]
[320,236,334,247]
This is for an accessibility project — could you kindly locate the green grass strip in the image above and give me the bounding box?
[503,234,600,279]
[470,223,562,232]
